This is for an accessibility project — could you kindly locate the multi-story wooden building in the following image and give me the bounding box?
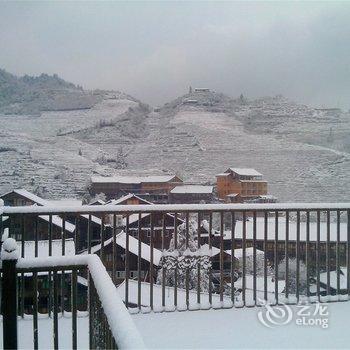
[90,175,183,202]
[216,168,268,202]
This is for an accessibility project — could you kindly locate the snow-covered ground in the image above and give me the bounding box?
[0,315,89,349]
[132,302,350,349]
[4,301,349,349]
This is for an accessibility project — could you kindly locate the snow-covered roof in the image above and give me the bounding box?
[122,212,182,227]
[319,269,348,290]
[17,239,75,258]
[224,217,349,242]
[39,215,76,233]
[1,190,78,231]
[239,180,267,183]
[227,168,263,177]
[91,175,180,184]
[225,247,264,259]
[1,189,48,206]
[89,199,106,205]
[79,214,103,226]
[259,195,277,199]
[88,231,162,266]
[124,213,152,226]
[107,193,153,205]
[200,244,221,257]
[77,275,88,287]
[170,185,213,194]
[1,189,83,211]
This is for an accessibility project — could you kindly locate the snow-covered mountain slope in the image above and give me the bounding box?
[73,91,349,202]
[0,93,145,198]
[0,88,349,202]
[128,109,349,202]
[0,69,99,115]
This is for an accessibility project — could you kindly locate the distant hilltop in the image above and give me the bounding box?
[0,68,99,116]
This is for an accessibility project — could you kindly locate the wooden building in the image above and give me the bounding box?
[169,185,214,204]
[88,231,162,284]
[208,217,349,269]
[89,175,183,202]
[216,168,268,202]
[0,189,108,252]
[0,189,76,241]
[125,212,184,250]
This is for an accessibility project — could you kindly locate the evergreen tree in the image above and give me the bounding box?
[157,220,211,292]
[115,146,128,169]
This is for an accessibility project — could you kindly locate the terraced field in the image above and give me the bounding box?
[0,91,349,202]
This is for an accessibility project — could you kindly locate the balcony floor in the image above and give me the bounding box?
[1,315,89,349]
[2,301,349,349]
[132,301,349,349]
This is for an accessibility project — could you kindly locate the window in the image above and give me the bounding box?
[116,271,125,278]
[105,253,113,262]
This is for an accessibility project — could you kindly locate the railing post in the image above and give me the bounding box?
[1,238,19,350]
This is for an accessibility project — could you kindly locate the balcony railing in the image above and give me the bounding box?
[1,203,350,319]
[0,250,145,349]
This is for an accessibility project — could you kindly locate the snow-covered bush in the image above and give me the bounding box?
[277,257,308,295]
[243,252,265,276]
[157,220,212,292]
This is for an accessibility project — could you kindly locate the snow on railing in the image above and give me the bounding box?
[0,239,145,350]
[2,202,350,214]
[1,202,350,317]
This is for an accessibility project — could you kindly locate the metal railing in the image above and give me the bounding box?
[1,203,350,316]
[0,252,145,349]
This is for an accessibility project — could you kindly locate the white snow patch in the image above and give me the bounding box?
[170,185,213,194]
[1,237,19,260]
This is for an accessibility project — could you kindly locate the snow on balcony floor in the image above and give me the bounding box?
[2,302,350,349]
[1,315,89,349]
[132,302,350,349]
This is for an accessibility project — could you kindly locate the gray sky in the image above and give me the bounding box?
[1,1,350,108]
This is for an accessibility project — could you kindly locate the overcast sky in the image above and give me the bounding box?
[1,1,350,108]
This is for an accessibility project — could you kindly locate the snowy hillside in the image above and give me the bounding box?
[74,90,349,202]
[0,85,349,202]
[0,92,146,198]
[0,69,99,115]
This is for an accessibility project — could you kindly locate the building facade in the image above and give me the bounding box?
[216,168,268,202]
[169,185,214,204]
[90,175,183,202]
